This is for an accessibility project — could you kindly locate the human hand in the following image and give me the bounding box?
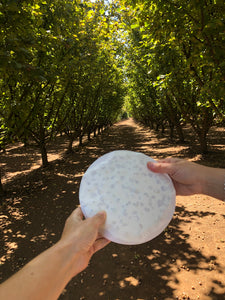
[0,207,110,300]
[147,157,206,196]
[59,207,110,277]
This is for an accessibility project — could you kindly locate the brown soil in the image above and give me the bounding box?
[1,119,225,300]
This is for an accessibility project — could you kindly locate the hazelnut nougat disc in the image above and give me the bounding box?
[79,150,176,245]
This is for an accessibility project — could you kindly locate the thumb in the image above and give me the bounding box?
[147,161,175,176]
[89,211,107,228]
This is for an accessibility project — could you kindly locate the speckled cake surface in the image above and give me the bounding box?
[79,150,176,245]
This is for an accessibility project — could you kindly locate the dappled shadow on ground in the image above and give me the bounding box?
[0,135,69,183]
[62,204,225,300]
[139,123,225,169]
[1,119,225,299]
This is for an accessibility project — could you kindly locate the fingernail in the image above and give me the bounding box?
[97,211,106,218]
[147,162,154,167]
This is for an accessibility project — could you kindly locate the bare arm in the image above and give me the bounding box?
[201,166,225,201]
[0,208,110,300]
[147,158,225,201]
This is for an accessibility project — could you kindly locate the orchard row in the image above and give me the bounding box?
[0,0,125,167]
[1,0,225,165]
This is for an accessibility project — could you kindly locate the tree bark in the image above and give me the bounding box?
[67,137,74,153]
[149,121,154,130]
[175,122,185,143]
[0,168,4,204]
[40,142,48,167]
[192,107,213,154]
[169,122,174,140]
[79,135,83,146]
[196,131,208,154]
[166,94,185,142]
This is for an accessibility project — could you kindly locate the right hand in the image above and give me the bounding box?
[147,157,206,196]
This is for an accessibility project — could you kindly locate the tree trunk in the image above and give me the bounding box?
[79,135,83,146]
[175,123,185,143]
[94,129,96,137]
[0,168,4,204]
[149,121,154,130]
[98,127,101,135]
[67,137,74,153]
[88,132,91,141]
[192,108,213,154]
[196,131,208,154]
[169,123,174,140]
[40,142,48,167]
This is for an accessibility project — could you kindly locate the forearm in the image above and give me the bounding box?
[201,167,225,201]
[0,242,78,300]
[0,208,108,300]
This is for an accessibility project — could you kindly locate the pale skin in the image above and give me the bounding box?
[1,158,224,299]
[0,208,110,300]
[147,157,225,201]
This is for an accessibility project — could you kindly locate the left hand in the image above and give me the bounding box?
[59,207,110,276]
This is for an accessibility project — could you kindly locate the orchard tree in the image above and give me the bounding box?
[1,0,125,165]
[121,0,224,152]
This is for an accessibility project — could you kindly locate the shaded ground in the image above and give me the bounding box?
[1,119,225,300]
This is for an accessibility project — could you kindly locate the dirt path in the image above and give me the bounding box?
[1,119,225,300]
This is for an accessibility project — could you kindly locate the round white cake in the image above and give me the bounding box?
[79,150,176,245]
